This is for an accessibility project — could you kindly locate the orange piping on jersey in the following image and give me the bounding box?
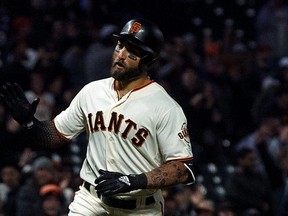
[113,79,155,100]
[131,79,155,92]
[113,79,155,92]
[52,119,72,142]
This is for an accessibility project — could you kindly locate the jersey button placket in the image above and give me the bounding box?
[107,134,116,168]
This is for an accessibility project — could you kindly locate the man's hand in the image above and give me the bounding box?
[94,169,147,197]
[0,82,39,127]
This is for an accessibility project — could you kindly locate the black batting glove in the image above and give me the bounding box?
[94,169,147,197]
[0,82,39,128]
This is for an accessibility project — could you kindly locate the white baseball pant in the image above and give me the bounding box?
[68,183,164,215]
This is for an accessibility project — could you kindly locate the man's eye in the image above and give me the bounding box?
[115,44,123,52]
[128,54,137,60]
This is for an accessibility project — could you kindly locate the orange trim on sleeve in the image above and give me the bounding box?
[166,157,194,163]
[52,119,72,142]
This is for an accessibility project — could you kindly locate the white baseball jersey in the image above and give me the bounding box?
[54,77,193,196]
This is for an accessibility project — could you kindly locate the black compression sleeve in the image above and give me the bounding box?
[29,118,70,149]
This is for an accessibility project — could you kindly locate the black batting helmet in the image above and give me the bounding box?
[113,18,164,66]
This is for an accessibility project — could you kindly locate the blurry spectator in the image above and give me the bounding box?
[236,105,282,174]
[256,128,288,216]
[173,67,226,165]
[187,183,208,216]
[172,66,204,143]
[18,147,37,171]
[83,24,119,82]
[277,146,288,216]
[55,159,78,207]
[276,56,288,85]
[244,83,288,172]
[47,74,70,116]
[25,71,55,121]
[194,199,215,216]
[172,66,204,112]
[273,84,288,118]
[61,34,90,89]
[156,36,187,85]
[189,183,207,209]
[0,116,28,168]
[255,0,288,60]
[224,148,274,216]
[171,185,191,216]
[279,191,288,216]
[0,165,21,216]
[37,184,68,216]
[242,208,261,216]
[164,183,208,216]
[253,44,276,91]
[216,202,235,216]
[219,53,261,143]
[163,185,190,216]
[203,28,221,58]
[7,40,38,71]
[2,40,31,89]
[252,83,288,127]
[16,156,57,216]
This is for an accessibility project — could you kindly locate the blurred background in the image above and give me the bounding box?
[0,0,288,215]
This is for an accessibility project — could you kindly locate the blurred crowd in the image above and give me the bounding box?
[0,0,288,215]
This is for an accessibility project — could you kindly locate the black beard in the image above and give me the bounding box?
[111,61,143,81]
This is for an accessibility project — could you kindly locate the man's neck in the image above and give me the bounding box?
[115,75,151,98]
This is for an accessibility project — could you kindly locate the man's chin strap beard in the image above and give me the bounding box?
[112,66,145,82]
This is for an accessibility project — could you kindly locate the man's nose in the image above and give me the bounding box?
[117,47,128,59]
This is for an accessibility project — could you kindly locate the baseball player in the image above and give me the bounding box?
[0,18,195,215]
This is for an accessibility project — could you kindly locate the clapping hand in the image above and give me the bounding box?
[0,82,39,127]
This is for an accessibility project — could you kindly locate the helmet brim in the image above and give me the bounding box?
[113,33,155,55]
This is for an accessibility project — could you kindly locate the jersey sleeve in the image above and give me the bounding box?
[156,104,195,183]
[54,88,86,140]
[156,104,193,162]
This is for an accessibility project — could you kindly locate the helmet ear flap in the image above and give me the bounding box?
[139,54,157,71]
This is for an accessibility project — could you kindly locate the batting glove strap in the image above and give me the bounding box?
[94,170,147,197]
[21,118,35,129]
[127,173,147,189]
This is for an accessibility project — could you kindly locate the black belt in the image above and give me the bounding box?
[83,181,155,210]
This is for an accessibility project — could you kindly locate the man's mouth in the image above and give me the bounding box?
[114,62,125,69]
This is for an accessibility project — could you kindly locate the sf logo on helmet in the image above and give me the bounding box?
[129,22,142,34]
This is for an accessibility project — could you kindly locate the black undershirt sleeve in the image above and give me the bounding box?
[28,118,70,149]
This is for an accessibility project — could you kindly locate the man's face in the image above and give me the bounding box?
[42,196,61,215]
[1,166,20,187]
[111,40,144,81]
[239,151,257,172]
[34,168,55,186]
